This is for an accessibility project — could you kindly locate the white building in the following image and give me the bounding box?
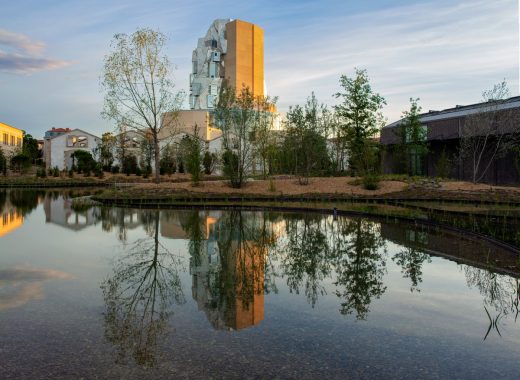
[44,129,101,170]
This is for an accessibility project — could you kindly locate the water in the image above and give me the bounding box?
[1,189,520,379]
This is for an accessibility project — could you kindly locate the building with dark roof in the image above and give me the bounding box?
[380,96,520,185]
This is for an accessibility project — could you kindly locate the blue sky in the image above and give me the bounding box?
[0,0,518,138]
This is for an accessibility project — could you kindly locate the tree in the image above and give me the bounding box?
[334,69,386,175]
[284,93,331,184]
[202,151,217,175]
[10,153,31,173]
[459,81,518,183]
[101,28,184,183]
[101,211,185,366]
[99,132,116,171]
[182,132,203,185]
[0,148,7,176]
[71,150,96,173]
[139,132,154,175]
[22,132,40,164]
[394,98,428,176]
[159,143,176,175]
[215,82,276,188]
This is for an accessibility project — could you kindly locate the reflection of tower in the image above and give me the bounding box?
[190,212,265,331]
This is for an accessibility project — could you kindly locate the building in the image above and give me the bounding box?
[0,122,23,156]
[43,128,101,170]
[380,96,520,185]
[161,19,270,149]
[44,127,72,139]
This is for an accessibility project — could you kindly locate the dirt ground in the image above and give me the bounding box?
[132,177,408,196]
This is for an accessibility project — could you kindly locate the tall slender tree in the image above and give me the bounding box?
[101,28,184,183]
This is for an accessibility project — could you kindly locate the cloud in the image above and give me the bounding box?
[0,28,73,74]
[0,267,74,311]
[265,0,518,121]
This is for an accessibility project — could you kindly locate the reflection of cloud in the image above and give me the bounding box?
[0,267,74,311]
[0,29,73,74]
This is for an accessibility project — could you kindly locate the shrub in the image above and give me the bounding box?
[111,165,120,174]
[10,153,31,173]
[122,155,138,175]
[71,151,96,173]
[435,147,451,179]
[52,167,60,177]
[363,173,380,190]
[177,158,184,173]
[203,151,217,175]
[0,149,7,176]
[68,169,74,178]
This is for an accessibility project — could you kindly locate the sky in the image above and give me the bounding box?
[0,0,518,138]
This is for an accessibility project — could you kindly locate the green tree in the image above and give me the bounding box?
[22,132,40,164]
[394,98,428,176]
[101,28,184,184]
[334,69,386,175]
[99,132,116,171]
[284,93,331,184]
[215,82,276,188]
[71,150,95,173]
[202,151,217,175]
[159,143,176,175]
[10,153,31,173]
[183,133,203,185]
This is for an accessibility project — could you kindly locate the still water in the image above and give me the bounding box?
[1,189,520,379]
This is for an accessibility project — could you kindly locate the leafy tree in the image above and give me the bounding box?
[215,82,276,188]
[122,154,138,175]
[202,151,217,175]
[334,69,386,175]
[284,93,331,184]
[22,132,40,164]
[394,98,428,176]
[159,143,176,175]
[71,150,96,173]
[183,133,203,185]
[101,28,184,183]
[10,153,31,173]
[435,147,451,178]
[99,132,116,171]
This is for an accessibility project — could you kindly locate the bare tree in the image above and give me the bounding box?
[459,81,518,183]
[101,28,184,183]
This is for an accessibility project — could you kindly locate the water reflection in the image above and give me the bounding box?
[0,267,73,311]
[101,211,185,367]
[2,190,520,371]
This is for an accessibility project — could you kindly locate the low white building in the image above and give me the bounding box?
[44,129,101,170]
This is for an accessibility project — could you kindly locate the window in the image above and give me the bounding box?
[10,136,15,146]
[67,135,88,147]
[207,94,214,108]
[16,137,21,147]
[209,62,217,78]
[192,61,197,75]
[2,133,7,145]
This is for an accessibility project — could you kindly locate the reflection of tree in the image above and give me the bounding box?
[0,190,6,212]
[392,247,431,292]
[333,219,387,320]
[101,211,185,367]
[464,265,520,339]
[278,215,334,307]
[7,189,45,216]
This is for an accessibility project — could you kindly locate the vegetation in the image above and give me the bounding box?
[0,148,7,176]
[101,28,184,183]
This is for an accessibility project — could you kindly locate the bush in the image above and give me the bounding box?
[0,149,7,176]
[52,167,60,177]
[36,167,47,178]
[203,151,217,175]
[177,158,184,173]
[111,165,120,174]
[363,174,380,190]
[122,155,138,175]
[68,169,74,178]
[94,164,104,178]
[11,153,31,173]
[71,151,96,173]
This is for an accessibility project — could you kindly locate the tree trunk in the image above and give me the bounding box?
[154,134,161,184]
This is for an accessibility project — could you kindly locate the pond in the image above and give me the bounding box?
[1,189,520,379]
